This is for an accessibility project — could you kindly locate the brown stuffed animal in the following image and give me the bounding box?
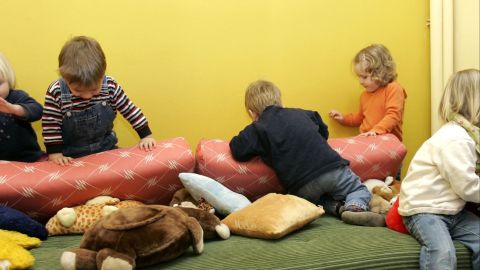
[176,206,229,240]
[60,205,230,270]
[364,177,401,214]
[369,194,392,214]
[372,179,401,204]
[170,188,215,214]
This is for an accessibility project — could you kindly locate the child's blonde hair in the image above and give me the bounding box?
[58,36,106,87]
[0,53,15,89]
[353,44,397,87]
[245,80,282,115]
[439,69,480,126]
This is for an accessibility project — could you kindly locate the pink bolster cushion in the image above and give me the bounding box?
[0,137,194,221]
[328,133,407,181]
[195,134,406,201]
[195,139,284,201]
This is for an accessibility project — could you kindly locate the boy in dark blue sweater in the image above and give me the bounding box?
[229,80,384,226]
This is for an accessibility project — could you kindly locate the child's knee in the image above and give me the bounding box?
[432,248,456,269]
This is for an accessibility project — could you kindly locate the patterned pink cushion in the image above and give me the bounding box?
[328,133,407,181]
[195,134,406,200]
[0,137,194,221]
[195,139,284,201]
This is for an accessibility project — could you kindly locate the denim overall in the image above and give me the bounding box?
[60,78,118,158]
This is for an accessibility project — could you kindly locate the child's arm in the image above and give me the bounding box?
[0,97,27,116]
[341,110,364,127]
[229,124,262,161]
[439,139,480,203]
[330,107,364,127]
[42,82,74,165]
[0,90,42,121]
[368,85,406,135]
[108,78,155,150]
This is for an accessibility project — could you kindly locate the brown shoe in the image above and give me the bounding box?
[341,211,386,227]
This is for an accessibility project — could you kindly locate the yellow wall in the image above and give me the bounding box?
[1,0,430,177]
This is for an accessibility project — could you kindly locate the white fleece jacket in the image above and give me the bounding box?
[399,122,480,216]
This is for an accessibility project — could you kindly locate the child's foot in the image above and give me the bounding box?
[343,205,364,212]
[341,210,385,227]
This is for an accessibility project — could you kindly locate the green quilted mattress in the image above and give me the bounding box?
[31,215,473,270]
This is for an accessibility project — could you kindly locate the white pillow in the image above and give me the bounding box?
[178,173,251,216]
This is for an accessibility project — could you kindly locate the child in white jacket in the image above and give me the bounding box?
[399,69,479,270]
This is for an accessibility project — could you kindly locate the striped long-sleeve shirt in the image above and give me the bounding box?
[42,76,151,154]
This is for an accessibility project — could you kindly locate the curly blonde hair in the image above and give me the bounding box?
[353,44,397,87]
[245,80,282,115]
[439,69,480,126]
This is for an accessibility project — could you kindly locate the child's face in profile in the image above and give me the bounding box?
[355,65,380,93]
[67,79,102,100]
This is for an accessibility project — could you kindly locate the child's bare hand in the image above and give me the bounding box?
[0,97,14,113]
[49,153,74,166]
[0,97,26,117]
[359,131,377,137]
[139,136,156,151]
[329,110,344,122]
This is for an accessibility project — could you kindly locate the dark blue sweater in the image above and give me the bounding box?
[230,106,348,193]
[0,89,43,162]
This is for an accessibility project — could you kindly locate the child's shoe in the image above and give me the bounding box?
[341,210,386,227]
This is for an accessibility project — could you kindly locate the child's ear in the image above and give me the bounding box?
[248,110,258,121]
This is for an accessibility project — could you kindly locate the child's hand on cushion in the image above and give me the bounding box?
[49,153,74,166]
[139,136,156,151]
[359,131,377,137]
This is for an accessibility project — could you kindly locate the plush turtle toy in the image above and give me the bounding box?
[60,205,230,270]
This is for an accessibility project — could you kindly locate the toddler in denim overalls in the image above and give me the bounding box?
[42,36,156,166]
[59,77,117,158]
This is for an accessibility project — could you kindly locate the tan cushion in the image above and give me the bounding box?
[222,193,324,239]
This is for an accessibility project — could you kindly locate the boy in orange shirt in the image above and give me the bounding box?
[330,44,407,178]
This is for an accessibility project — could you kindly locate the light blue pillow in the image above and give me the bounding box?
[178,172,251,216]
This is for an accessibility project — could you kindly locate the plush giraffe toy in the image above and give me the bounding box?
[45,196,143,235]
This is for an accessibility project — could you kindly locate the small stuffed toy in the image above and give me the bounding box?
[368,194,392,215]
[45,196,143,235]
[170,188,215,214]
[0,229,42,270]
[364,176,401,214]
[372,179,401,205]
[60,205,230,270]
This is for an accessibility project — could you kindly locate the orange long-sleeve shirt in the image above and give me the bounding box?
[342,81,407,141]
